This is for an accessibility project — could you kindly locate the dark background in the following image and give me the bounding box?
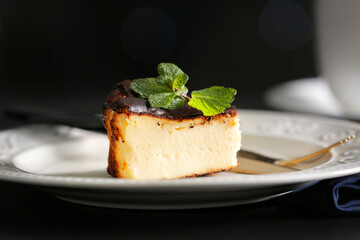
[0,0,316,102]
[2,2,360,239]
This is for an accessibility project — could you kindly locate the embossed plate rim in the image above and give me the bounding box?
[0,109,359,190]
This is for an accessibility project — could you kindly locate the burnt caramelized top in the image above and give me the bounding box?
[103,80,237,120]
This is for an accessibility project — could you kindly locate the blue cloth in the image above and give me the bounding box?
[277,174,360,216]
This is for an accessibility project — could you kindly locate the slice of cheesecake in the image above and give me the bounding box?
[103,80,241,180]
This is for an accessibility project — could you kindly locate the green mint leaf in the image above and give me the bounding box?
[188,86,237,116]
[172,73,189,91]
[166,96,187,109]
[179,85,188,95]
[158,63,184,80]
[148,92,186,110]
[130,78,172,98]
[156,75,173,88]
[148,92,177,108]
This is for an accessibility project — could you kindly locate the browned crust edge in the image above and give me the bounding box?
[103,105,237,122]
[103,108,122,178]
[176,165,237,179]
[102,79,238,121]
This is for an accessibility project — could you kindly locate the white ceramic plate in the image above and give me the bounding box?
[0,110,360,209]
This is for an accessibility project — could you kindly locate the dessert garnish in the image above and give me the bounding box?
[129,63,237,116]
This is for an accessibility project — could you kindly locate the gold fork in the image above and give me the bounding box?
[231,135,356,174]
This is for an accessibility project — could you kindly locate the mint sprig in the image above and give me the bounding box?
[129,63,236,116]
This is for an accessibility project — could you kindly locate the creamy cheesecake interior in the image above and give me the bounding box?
[103,109,241,180]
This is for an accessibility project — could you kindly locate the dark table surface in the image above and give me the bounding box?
[1,93,360,240]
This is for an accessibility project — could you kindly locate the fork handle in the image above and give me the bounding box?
[275,135,356,167]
